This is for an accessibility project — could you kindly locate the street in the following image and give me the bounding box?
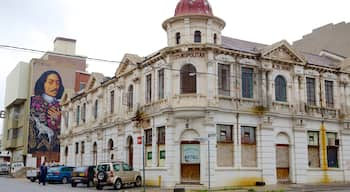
[1,175,350,192]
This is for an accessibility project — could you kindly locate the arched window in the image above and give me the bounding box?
[127,85,134,109]
[214,33,217,44]
[176,32,181,45]
[180,64,197,94]
[194,31,201,43]
[108,139,114,151]
[275,75,287,102]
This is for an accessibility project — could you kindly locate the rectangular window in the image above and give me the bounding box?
[82,103,86,123]
[81,141,85,154]
[157,126,165,144]
[307,131,320,168]
[217,124,234,167]
[327,132,338,168]
[145,129,152,145]
[158,69,165,99]
[242,67,254,98]
[325,80,334,108]
[218,64,230,96]
[94,100,98,119]
[216,124,233,143]
[241,126,257,167]
[76,105,80,125]
[241,126,256,144]
[75,142,79,154]
[306,77,316,105]
[146,74,152,103]
[110,90,114,114]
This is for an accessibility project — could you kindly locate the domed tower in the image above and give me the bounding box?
[162,0,225,47]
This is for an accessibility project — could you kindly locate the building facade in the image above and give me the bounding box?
[2,37,88,168]
[60,0,350,188]
[293,22,350,58]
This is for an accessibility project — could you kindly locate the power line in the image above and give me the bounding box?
[0,44,121,64]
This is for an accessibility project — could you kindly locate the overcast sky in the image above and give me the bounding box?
[0,0,349,134]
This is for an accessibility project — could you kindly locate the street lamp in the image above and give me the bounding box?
[195,133,216,192]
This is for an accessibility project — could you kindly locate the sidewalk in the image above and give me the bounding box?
[141,182,350,192]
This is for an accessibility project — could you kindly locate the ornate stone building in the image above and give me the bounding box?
[60,0,350,188]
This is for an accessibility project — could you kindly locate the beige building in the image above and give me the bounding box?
[60,0,350,188]
[2,37,87,168]
[293,22,350,58]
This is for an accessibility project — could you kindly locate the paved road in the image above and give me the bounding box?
[0,175,148,192]
[1,175,350,192]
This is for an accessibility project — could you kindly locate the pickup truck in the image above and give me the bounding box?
[26,168,40,182]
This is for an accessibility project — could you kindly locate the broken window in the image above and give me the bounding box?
[307,131,320,168]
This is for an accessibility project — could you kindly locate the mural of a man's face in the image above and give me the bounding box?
[44,74,60,97]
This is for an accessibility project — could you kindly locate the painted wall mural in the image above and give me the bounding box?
[28,70,64,153]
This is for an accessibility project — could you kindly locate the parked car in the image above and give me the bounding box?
[71,166,95,187]
[46,166,75,184]
[11,162,24,173]
[94,161,142,190]
[26,168,39,182]
[0,162,10,175]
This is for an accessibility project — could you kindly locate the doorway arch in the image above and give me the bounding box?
[180,129,200,183]
[276,132,291,183]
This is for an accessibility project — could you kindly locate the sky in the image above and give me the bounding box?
[0,0,349,134]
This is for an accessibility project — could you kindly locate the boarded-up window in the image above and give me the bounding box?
[217,124,233,166]
[127,85,133,109]
[241,126,257,167]
[308,131,320,167]
[276,145,289,168]
[180,64,196,94]
[217,124,233,143]
[241,126,256,144]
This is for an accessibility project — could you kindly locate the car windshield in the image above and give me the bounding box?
[74,167,87,172]
[48,167,60,172]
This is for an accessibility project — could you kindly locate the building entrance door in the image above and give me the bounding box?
[276,144,290,182]
[180,141,200,183]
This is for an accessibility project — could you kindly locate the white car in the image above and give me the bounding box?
[0,162,10,175]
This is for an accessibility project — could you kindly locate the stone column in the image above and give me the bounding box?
[260,121,275,184]
[293,75,300,113]
[164,115,177,187]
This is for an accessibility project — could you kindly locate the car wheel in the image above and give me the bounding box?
[97,171,107,182]
[96,184,103,190]
[71,182,77,187]
[135,176,142,187]
[30,178,36,182]
[114,179,122,190]
[62,177,68,184]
